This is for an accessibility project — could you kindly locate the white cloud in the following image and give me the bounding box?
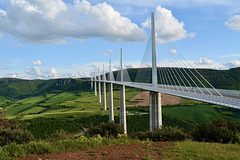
[223,60,240,68]
[106,50,113,53]
[0,0,147,44]
[225,15,240,31]
[11,74,26,79]
[194,58,213,65]
[103,52,109,56]
[103,49,113,56]
[169,49,178,54]
[25,66,60,78]
[142,6,195,43]
[125,64,137,68]
[32,60,43,66]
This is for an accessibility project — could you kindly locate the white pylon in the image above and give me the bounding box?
[102,64,107,110]
[98,67,101,103]
[150,12,162,131]
[109,59,114,121]
[119,48,127,134]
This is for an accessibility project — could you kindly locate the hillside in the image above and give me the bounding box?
[0,78,90,98]
[1,67,240,99]
[121,67,240,90]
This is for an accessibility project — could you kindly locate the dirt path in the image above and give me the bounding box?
[18,142,175,160]
[73,127,88,137]
[129,91,181,107]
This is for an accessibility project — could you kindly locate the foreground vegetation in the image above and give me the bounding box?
[1,77,240,159]
[0,136,240,160]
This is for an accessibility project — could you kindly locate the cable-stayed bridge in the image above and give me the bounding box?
[91,13,240,134]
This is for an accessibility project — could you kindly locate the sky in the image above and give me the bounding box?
[0,0,240,79]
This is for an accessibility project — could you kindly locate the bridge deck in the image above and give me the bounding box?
[96,80,240,109]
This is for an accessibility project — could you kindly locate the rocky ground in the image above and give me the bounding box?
[129,91,181,106]
[18,142,175,160]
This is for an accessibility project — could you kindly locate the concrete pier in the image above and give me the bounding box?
[149,91,162,131]
[109,83,114,121]
[119,49,127,134]
[109,59,114,121]
[103,82,107,110]
[94,74,97,96]
[120,85,127,134]
[91,76,93,90]
[149,13,162,131]
[98,68,101,103]
[102,65,107,111]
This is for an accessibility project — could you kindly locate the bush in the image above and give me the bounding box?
[130,126,190,142]
[0,127,34,146]
[192,118,239,143]
[89,121,124,138]
[47,129,71,142]
[152,126,190,142]
[2,143,25,159]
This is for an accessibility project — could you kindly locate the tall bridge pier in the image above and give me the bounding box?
[102,65,107,111]
[109,59,114,121]
[90,76,93,90]
[119,49,127,134]
[98,68,101,103]
[150,12,162,131]
[94,72,97,96]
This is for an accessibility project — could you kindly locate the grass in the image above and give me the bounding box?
[4,88,142,120]
[163,104,240,124]
[1,138,239,160]
[0,136,140,160]
[170,140,240,160]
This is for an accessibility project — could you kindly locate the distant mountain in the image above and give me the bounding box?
[1,67,240,98]
[0,78,90,98]
[113,67,240,90]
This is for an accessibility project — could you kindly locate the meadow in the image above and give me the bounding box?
[0,78,240,159]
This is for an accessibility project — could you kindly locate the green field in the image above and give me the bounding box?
[2,88,142,120]
[0,78,240,139]
[1,84,240,125]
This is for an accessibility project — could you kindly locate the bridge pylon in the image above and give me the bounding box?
[119,48,127,134]
[90,76,93,90]
[94,72,97,96]
[102,64,107,111]
[150,12,162,131]
[98,68,101,103]
[109,59,114,121]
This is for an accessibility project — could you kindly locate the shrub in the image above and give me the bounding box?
[0,127,34,146]
[130,131,152,141]
[2,143,25,159]
[152,126,190,141]
[130,126,189,142]
[89,121,124,138]
[47,129,71,142]
[192,118,239,143]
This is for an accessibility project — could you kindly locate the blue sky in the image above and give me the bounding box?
[0,0,239,79]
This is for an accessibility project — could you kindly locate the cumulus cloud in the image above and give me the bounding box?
[103,50,113,56]
[169,49,178,54]
[223,60,240,68]
[103,52,109,56]
[194,58,213,65]
[142,6,195,43]
[25,66,60,78]
[225,15,240,31]
[11,74,26,79]
[32,60,43,66]
[0,0,147,44]
[125,64,137,68]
